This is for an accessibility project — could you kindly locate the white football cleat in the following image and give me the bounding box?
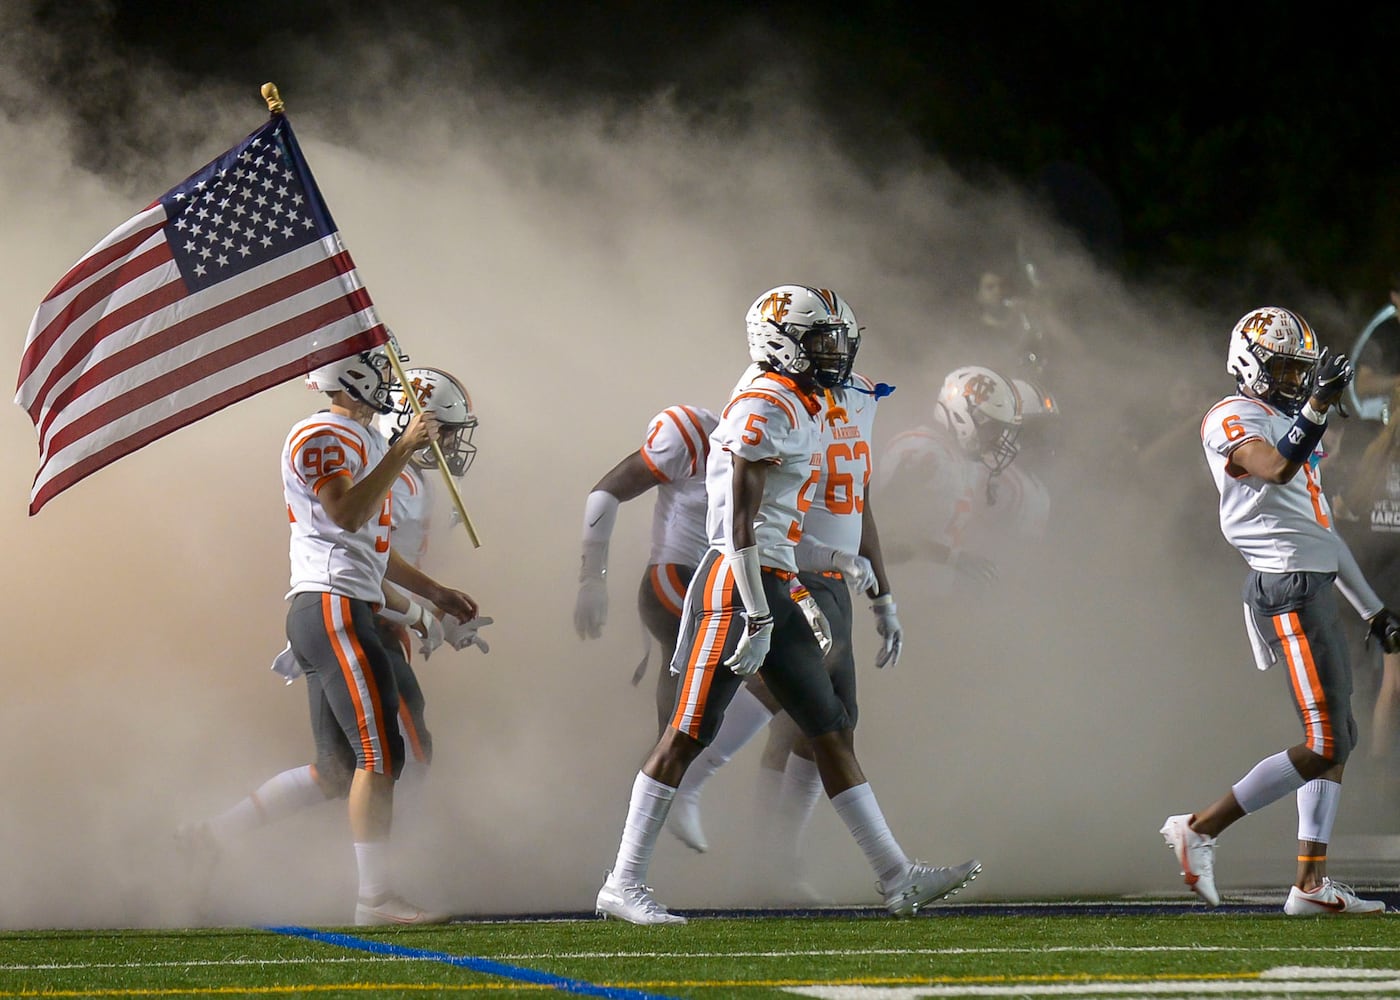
[354,895,449,926]
[596,874,687,925]
[1284,878,1386,915]
[665,791,708,853]
[1159,813,1219,906]
[880,859,981,916]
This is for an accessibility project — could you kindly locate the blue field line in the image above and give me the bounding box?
[264,925,681,999]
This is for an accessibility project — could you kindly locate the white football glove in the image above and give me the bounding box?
[574,577,607,639]
[871,594,903,669]
[832,551,877,594]
[953,550,998,588]
[442,614,494,654]
[270,643,303,685]
[413,607,445,660]
[723,613,774,676]
[790,581,834,655]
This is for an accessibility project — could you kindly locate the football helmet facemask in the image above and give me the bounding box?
[380,367,479,476]
[1227,306,1320,415]
[745,285,855,389]
[305,345,397,414]
[934,365,1024,472]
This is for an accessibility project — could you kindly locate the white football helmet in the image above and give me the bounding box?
[1011,377,1058,418]
[305,345,396,414]
[934,365,1024,472]
[1227,306,1319,414]
[745,285,855,388]
[380,367,478,476]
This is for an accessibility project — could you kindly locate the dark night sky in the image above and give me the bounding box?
[15,2,1400,306]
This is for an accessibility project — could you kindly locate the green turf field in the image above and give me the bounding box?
[4,907,1400,999]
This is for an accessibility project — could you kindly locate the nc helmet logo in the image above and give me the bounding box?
[962,373,998,406]
[759,291,793,325]
[408,376,435,405]
[1241,311,1275,339]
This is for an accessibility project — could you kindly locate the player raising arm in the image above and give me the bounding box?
[1161,307,1400,916]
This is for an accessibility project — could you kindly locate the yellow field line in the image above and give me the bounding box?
[0,970,1268,997]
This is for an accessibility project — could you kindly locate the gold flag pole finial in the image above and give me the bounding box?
[261,82,285,116]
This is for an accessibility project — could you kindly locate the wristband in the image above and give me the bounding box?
[727,545,770,620]
[1276,408,1326,463]
[1301,401,1327,425]
[872,593,896,611]
[379,598,424,626]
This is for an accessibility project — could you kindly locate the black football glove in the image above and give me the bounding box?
[1312,347,1354,410]
[1368,608,1400,655]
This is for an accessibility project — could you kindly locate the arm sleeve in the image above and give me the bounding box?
[1335,533,1384,620]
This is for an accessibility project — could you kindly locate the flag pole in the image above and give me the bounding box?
[260,82,483,548]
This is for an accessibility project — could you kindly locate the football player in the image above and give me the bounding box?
[1161,306,1399,915]
[594,285,980,924]
[573,404,719,735]
[663,305,903,905]
[181,346,478,926]
[876,365,1035,590]
[375,367,492,782]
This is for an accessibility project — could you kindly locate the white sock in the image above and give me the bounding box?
[609,772,676,886]
[775,754,824,858]
[355,840,393,902]
[207,765,327,843]
[754,764,785,842]
[1231,750,1306,814]
[830,782,908,885]
[676,687,775,799]
[1297,778,1342,844]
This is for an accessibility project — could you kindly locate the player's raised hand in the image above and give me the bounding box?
[399,410,440,452]
[1312,347,1354,408]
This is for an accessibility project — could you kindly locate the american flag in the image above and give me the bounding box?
[15,114,387,514]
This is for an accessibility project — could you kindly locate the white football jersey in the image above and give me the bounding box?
[283,411,392,601]
[389,464,434,569]
[964,462,1050,557]
[1201,394,1340,573]
[707,367,825,573]
[876,425,989,553]
[798,372,881,560]
[640,404,718,566]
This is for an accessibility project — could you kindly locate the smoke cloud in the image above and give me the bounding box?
[0,3,1369,926]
